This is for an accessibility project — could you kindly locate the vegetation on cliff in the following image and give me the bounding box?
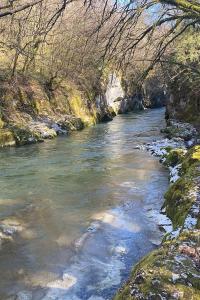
[0,1,198,147]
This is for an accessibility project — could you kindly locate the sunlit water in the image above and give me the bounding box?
[0,108,169,300]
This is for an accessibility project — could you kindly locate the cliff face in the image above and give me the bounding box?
[143,76,167,109]
[0,73,142,148]
[120,73,167,112]
[0,72,168,148]
[0,77,116,147]
[166,79,200,130]
[104,73,144,113]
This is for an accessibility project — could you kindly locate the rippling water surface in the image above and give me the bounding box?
[0,108,168,300]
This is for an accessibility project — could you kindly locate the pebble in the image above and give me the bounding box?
[152,278,161,287]
[172,290,184,299]
[172,273,180,283]
[135,274,145,284]
[148,293,163,300]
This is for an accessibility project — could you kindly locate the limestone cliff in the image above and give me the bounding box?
[0,72,167,148]
[166,79,200,130]
[0,76,115,147]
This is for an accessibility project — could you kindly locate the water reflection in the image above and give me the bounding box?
[0,108,168,299]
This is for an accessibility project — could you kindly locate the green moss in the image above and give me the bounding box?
[164,176,195,228]
[164,148,186,167]
[11,126,43,145]
[163,145,200,229]
[0,77,113,147]
[114,231,200,300]
[62,117,84,131]
[115,146,200,300]
[0,129,16,147]
[0,119,4,129]
[68,89,97,126]
[180,147,200,180]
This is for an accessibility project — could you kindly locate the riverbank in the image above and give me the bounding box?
[114,120,200,300]
[0,76,116,148]
[0,73,167,149]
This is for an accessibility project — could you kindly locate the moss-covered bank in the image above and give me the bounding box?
[114,143,200,300]
[0,77,115,147]
[115,230,200,300]
[164,146,200,230]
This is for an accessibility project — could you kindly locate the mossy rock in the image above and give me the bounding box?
[60,117,84,131]
[68,117,84,131]
[163,123,197,141]
[108,106,117,117]
[164,148,186,167]
[0,129,16,147]
[10,126,43,146]
[0,117,4,129]
[182,145,200,173]
[162,126,180,138]
[114,231,200,300]
[163,145,200,229]
[68,88,98,126]
[115,146,200,300]
[164,175,195,229]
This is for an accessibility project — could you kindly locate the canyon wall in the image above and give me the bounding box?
[166,79,200,130]
[0,73,167,148]
[0,77,113,147]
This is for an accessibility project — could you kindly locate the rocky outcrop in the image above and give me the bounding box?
[105,74,126,113]
[115,229,200,300]
[166,78,200,131]
[118,73,167,112]
[0,77,114,147]
[104,73,145,113]
[0,72,168,148]
[143,76,167,109]
[105,73,165,114]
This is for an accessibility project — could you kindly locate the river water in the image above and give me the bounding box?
[0,108,169,300]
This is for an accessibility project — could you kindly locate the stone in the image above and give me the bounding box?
[152,278,161,287]
[171,290,184,299]
[172,273,180,283]
[134,273,145,284]
[148,293,163,300]
[0,129,16,147]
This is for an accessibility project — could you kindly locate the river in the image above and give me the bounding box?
[0,108,169,300]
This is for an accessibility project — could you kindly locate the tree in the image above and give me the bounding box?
[82,0,200,78]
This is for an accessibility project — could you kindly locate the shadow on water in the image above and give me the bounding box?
[0,108,169,299]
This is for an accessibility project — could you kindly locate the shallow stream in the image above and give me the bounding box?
[0,108,169,300]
